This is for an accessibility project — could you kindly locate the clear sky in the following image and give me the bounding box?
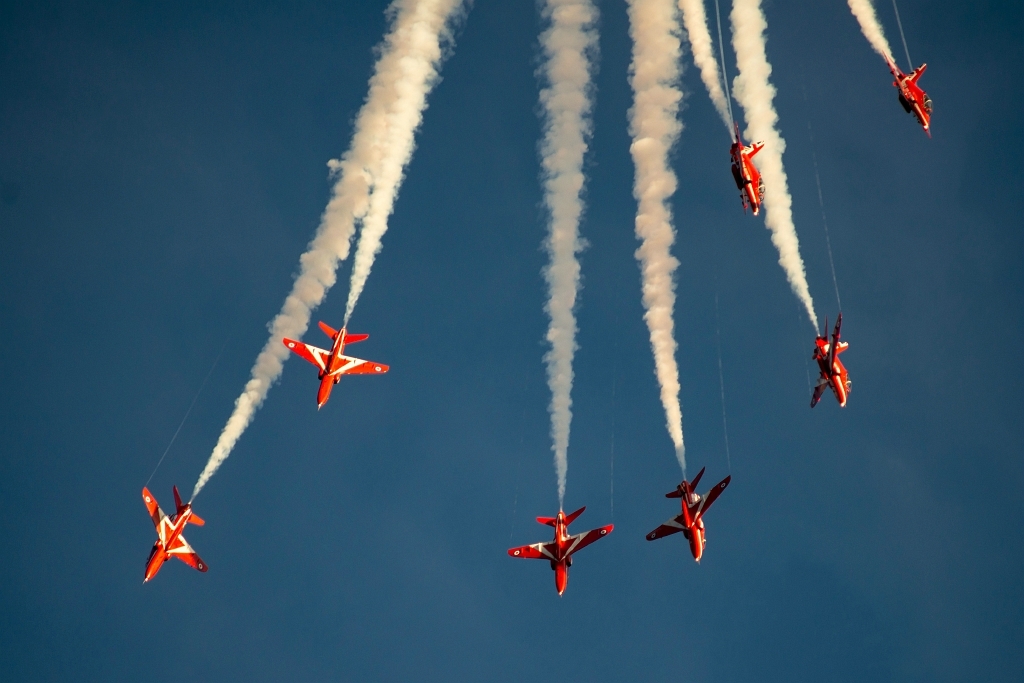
[1,1,1021,681]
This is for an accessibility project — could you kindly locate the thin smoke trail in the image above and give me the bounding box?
[730,0,818,332]
[191,0,465,500]
[626,0,687,473]
[806,121,841,312]
[890,0,913,70]
[537,0,598,508]
[846,0,895,62]
[713,290,731,473]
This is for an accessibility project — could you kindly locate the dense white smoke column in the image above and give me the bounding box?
[192,0,464,500]
[847,0,895,61]
[677,0,731,129]
[537,0,598,508]
[625,0,687,474]
[343,0,462,323]
[730,0,818,331]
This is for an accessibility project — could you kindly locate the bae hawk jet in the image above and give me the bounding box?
[508,506,613,595]
[646,467,731,562]
[283,321,389,409]
[811,313,851,408]
[142,486,207,583]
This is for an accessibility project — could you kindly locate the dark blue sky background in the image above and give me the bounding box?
[1,1,1021,680]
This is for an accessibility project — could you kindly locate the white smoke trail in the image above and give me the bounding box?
[537,0,598,508]
[677,0,731,130]
[730,0,818,332]
[625,0,687,474]
[192,0,464,500]
[847,0,895,62]
[343,0,460,324]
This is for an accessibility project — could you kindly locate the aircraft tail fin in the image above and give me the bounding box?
[911,63,927,82]
[537,516,557,527]
[173,486,185,514]
[318,321,339,340]
[564,506,586,526]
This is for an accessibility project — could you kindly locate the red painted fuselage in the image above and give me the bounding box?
[646,467,731,562]
[730,123,765,216]
[142,486,207,583]
[811,313,851,408]
[508,506,613,595]
[886,57,932,136]
[283,322,388,409]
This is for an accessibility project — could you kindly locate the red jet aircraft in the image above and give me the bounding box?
[508,506,613,595]
[811,313,851,408]
[646,467,730,562]
[730,122,765,216]
[142,486,207,583]
[885,56,932,136]
[283,321,389,409]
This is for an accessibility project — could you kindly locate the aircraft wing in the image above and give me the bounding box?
[167,534,208,572]
[694,476,731,521]
[564,525,613,557]
[646,516,686,541]
[508,541,558,561]
[282,339,329,372]
[142,488,165,528]
[810,377,828,408]
[333,356,389,376]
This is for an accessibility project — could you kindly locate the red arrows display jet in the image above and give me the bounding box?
[885,56,932,136]
[283,321,389,409]
[508,506,613,595]
[811,313,851,408]
[646,467,730,562]
[730,122,765,216]
[142,486,207,583]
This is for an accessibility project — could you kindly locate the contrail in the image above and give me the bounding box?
[730,0,818,332]
[847,0,895,62]
[537,0,598,508]
[192,0,465,500]
[625,0,687,473]
[677,0,731,130]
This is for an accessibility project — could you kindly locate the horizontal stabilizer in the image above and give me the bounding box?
[563,506,586,526]
[690,466,706,491]
[344,333,368,344]
[189,513,205,527]
[665,488,683,498]
[537,516,557,527]
[318,321,339,340]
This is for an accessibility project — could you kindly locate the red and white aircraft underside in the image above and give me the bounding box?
[811,313,851,408]
[142,486,207,583]
[885,56,932,136]
[646,467,730,562]
[730,122,765,216]
[508,506,613,595]
[283,321,389,409]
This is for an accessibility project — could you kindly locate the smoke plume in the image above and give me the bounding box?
[192,0,464,499]
[846,0,894,61]
[677,0,731,130]
[537,0,598,508]
[730,0,818,331]
[626,0,687,473]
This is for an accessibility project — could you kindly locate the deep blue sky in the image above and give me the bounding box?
[1,1,1021,680]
